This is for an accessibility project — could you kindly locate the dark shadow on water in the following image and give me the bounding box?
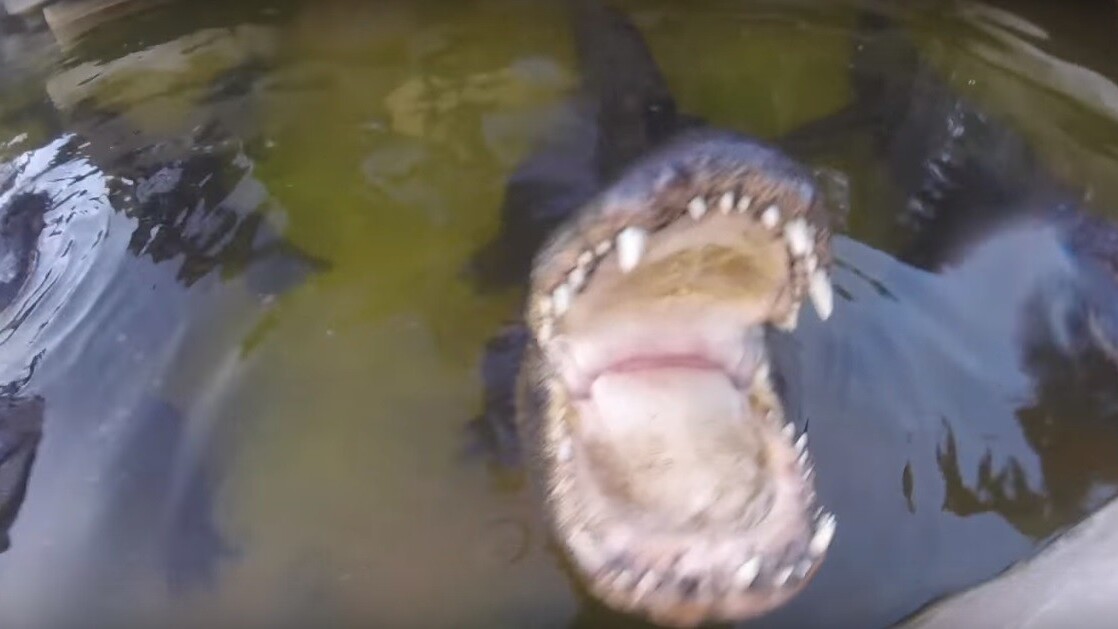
[0,394,43,555]
[89,397,238,595]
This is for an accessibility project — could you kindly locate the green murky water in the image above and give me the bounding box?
[1,1,1117,627]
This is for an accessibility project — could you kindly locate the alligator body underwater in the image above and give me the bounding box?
[470,2,1118,627]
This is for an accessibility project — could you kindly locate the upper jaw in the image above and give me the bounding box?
[528,132,836,344]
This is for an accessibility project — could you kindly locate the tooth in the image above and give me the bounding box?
[736,195,752,212]
[569,530,605,571]
[556,437,573,462]
[809,514,837,556]
[761,205,781,228]
[785,218,811,256]
[634,570,658,599]
[553,284,572,315]
[782,423,795,441]
[797,450,809,467]
[616,227,647,273]
[774,566,795,587]
[809,269,834,320]
[775,304,800,331]
[577,250,593,267]
[595,240,612,256]
[795,433,808,455]
[795,560,813,579]
[569,267,587,291]
[718,192,734,213]
[687,196,708,220]
[734,557,761,587]
[755,361,770,384]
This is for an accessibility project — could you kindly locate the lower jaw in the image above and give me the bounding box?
[537,369,823,625]
[584,554,816,629]
[551,471,817,623]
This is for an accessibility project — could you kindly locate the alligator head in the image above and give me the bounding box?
[516,129,838,627]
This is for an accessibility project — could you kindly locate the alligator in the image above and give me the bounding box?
[516,129,836,627]
[469,1,1118,627]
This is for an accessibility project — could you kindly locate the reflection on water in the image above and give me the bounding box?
[0,0,1115,627]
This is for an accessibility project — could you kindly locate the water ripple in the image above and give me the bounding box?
[0,134,133,385]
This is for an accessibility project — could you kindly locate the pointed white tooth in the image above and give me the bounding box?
[795,560,814,579]
[569,267,587,291]
[595,240,612,256]
[761,205,781,228]
[718,192,735,213]
[616,227,647,273]
[797,450,809,466]
[687,196,708,220]
[736,195,753,212]
[568,529,605,571]
[556,437,573,462]
[553,284,572,315]
[755,361,770,384]
[773,566,794,587]
[785,218,811,256]
[782,423,795,441]
[795,433,808,455]
[809,514,836,556]
[734,557,761,587]
[775,304,800,331]
[634,570,657,600]
[809,269,834,321]
[577,250,594,267]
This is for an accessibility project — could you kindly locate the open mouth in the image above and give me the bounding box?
[523,133,837,627]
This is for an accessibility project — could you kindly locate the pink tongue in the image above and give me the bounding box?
[606,354,724,374]
[585,366,742,440]
[587,367,740,436]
